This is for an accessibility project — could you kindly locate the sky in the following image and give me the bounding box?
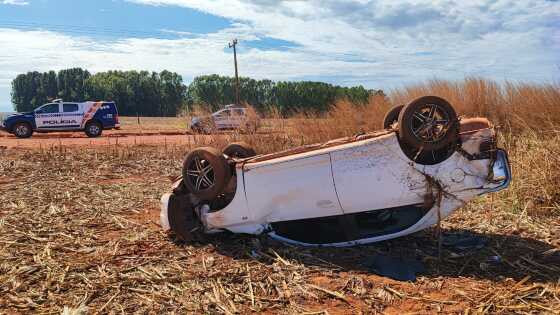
[0,0,559,112]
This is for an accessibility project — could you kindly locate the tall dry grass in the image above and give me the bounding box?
[390,78,560,133]
[290,78,560,142]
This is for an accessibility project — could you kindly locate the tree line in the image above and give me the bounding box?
[11,68,382,116]
[11,68,185,116]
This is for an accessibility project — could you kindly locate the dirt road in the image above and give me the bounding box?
[0,131,205,148]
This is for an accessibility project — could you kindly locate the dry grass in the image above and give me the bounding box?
[390,78,560,133]
[1,145,559,314]
[119,116,187,132]
[1,78,559,313]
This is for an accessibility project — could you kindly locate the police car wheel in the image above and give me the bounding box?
[85,122,102,138]
[13,122,33,138]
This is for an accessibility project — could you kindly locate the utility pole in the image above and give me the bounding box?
[228,38,240,106]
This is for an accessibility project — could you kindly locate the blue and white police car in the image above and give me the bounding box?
[0,99,120,138]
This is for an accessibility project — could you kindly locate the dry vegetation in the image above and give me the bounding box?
[0,78,559,314]
[118,116,187,133]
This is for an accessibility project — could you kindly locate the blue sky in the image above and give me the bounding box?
[0,0,559,112]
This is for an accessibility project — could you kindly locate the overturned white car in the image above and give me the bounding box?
[161,96,511,246]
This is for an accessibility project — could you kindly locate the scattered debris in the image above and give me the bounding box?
[442,232,487,251]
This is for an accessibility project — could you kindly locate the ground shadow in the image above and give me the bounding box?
[169,227,559,283]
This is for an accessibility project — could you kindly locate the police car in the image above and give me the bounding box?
[0,100,120,138]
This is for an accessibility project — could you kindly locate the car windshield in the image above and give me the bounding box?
[214,110,230,117]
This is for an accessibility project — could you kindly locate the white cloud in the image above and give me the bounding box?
[0,0,559,111]
[126,1,558,86]
[1,0,29,5]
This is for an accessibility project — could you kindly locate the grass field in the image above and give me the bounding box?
[0,79,559,313]
[119,116,188,132]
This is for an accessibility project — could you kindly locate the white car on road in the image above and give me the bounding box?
[162,96,511,246]
[190,105,259,134]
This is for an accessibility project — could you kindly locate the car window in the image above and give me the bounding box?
[215,110,231,118]
[36,103,59,114]
[63,103,79,112]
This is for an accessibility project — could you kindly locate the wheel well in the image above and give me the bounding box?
[10,120,32,133]
[84,119,103,128]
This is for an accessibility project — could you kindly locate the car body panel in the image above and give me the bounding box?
[212,108,246,129]
[243,153,343,223]
[0,112,36,132]
[35,103,63,129]
[331,134,426,214]
[201,172,254,232]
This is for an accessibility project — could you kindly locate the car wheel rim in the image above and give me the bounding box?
[409,103,451,143]
[186,156,215,190]
[15,125,28,136]
[89,125,100,135]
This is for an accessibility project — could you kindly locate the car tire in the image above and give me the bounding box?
[167,193,199,241]
[85,121,103,138]
[382,105,404,129]
[190,125,200,134]
[398,96,459,151]
[244,121,258,134]
[182,147,231,200]
[192,124,212,135]
[223,142,256,159]
[13,122,33,138]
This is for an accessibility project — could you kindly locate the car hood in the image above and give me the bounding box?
[6,112,32,118]
[192,116,211,123]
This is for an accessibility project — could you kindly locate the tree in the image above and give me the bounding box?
[11,69,378,115]
[186,75,373,114]
[57,68,90,101]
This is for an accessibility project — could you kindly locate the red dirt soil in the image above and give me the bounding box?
[0,131,197,148]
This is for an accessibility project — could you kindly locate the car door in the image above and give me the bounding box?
[243,153,344,223]
[35,103,61,129]
[212,109,231,130]
[330,137,426,214]
[230,108,245,129]
[61,103,82,129]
